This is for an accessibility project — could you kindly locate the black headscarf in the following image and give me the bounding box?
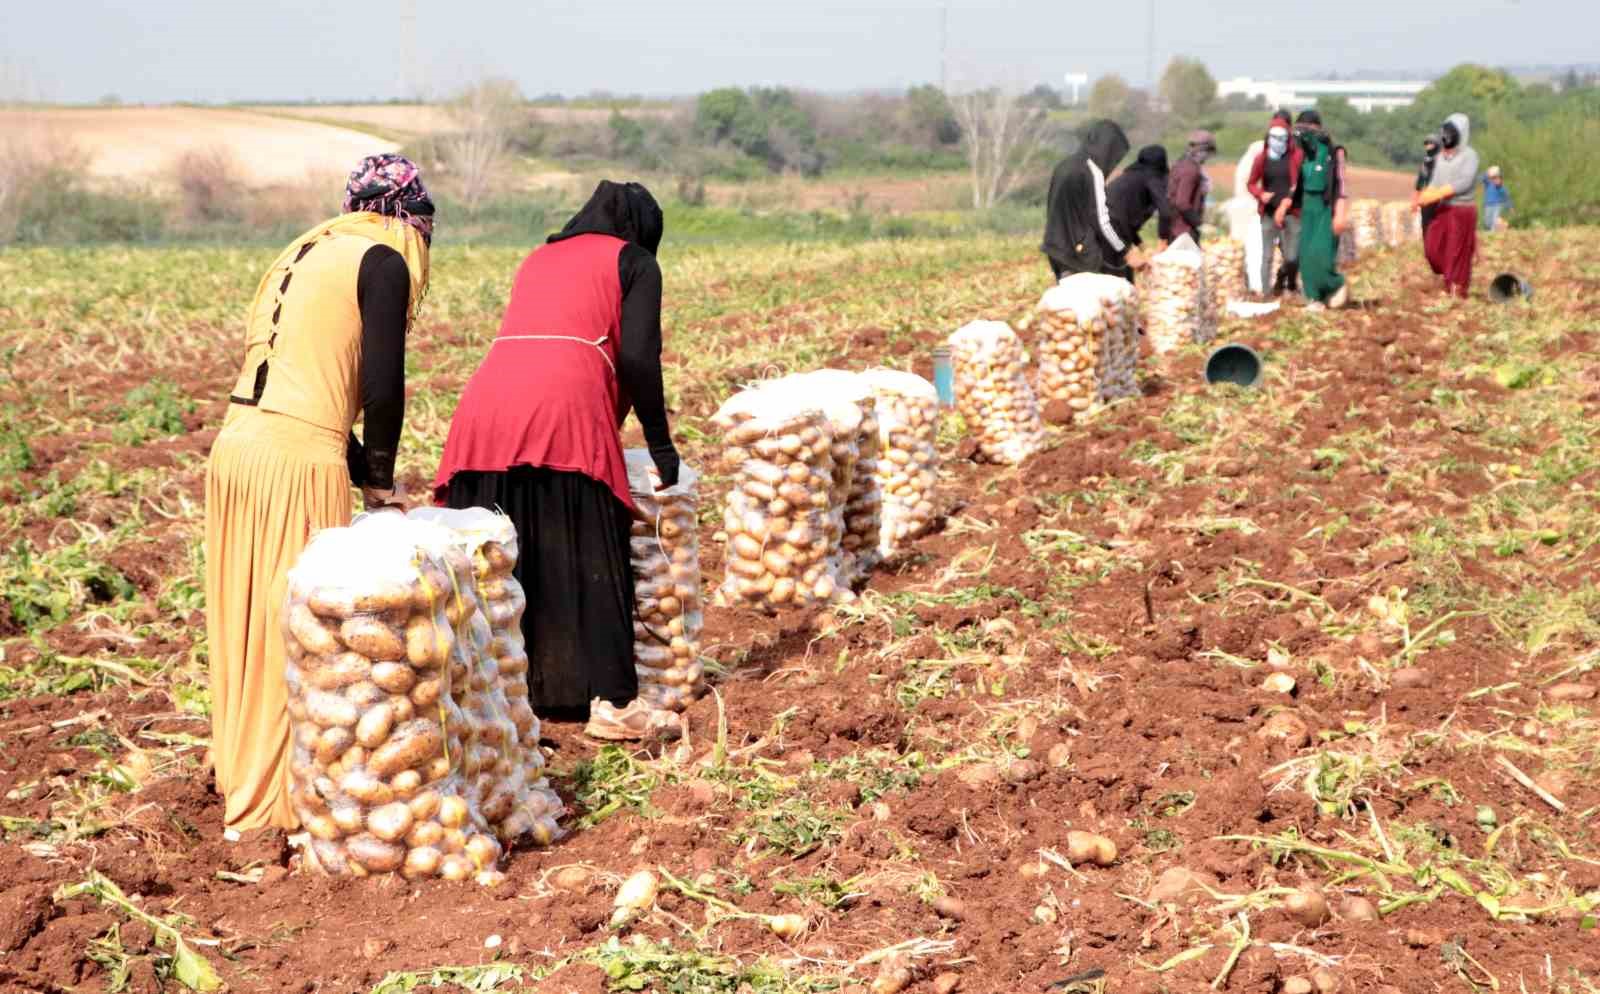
[1128,144,1169,177]
[549,180,663,255]
[1041,119,1131,277]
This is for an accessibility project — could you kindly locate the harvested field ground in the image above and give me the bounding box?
[2,230,1599,994]
[0,107,399,189]
[255,103,677,138]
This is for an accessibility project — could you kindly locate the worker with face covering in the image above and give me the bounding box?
[1417,113,1480,298]
[1041,119,1137,280]
[1414,134,1442,235]
[1105,144,1178,281]
[1246,111,1305,296]
[1290,110,1351,309]
[434,180,682,741]
[1165,130,1217,243]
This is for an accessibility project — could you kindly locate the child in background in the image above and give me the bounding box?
[1482,166,1512,231]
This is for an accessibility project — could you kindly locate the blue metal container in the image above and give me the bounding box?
[932,346,955,407]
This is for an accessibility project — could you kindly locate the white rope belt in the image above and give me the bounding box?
[494,334,614,375]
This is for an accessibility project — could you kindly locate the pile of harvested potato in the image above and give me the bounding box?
[948,320,1044,464]
[712,391,840,610]
[1034,273,1138,418]
[624,450,705,712]
[1380,201,1412,247]
[283,512,563,884]
[858,369,940,557]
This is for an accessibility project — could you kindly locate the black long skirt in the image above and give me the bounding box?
[442,466,637,711]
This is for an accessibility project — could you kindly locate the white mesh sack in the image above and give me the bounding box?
[624,450,705,711]
[948,320,1044,464]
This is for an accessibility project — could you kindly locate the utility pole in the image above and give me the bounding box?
[939,2,949,91]
[400,0,418,100]
[1145,0,1156,90]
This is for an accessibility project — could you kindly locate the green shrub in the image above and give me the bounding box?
[1476,107,1600,227]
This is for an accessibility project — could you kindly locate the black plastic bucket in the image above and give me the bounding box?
[1488,273,1532,303]
[1204,343,1263,388]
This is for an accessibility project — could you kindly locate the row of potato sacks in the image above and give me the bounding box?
[1141,234,1214,354]
[712,368,940,612]
[626,450,705,712]
[281,510,564,884]
[1033,273,1139,419]
[1203,238,1248,332]
[949,320,1046,464]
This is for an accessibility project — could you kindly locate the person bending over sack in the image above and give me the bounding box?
[206,154,433,832]
[1164,129,1216,244]
[433,181,682,741]
[1041,119,1142,281]
[1106,144,1178,283]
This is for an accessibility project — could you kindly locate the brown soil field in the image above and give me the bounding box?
[0,107,398,189]
[258,103,678,138]
[3,231,1598,994]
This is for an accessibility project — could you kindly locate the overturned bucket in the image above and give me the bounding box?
[1489,272,1533,304]
[1204,343,1263,388]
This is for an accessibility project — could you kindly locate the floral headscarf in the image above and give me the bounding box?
[342,154,435,243]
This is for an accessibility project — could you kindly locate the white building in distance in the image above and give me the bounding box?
[1218,77,1430,112]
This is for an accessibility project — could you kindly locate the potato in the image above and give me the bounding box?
[410,677,443,708]
[355,702,395,749]
[408,789,442,821]
[367,801,415,842]
[438,795,469,829]
[346,833,406,873]
[309,838,349,875]
[340,769,394,806]
[370,662,417,695]
[288,603,342,656]
[1065,830,1118,867]
[304,814,341,841]
[464,832,502,870]
[367,720,444,778]
[306,690,358,728]
[308,581,412,619]
[390,769,423,799]
[340,616,406,661]
[331,803,365,835]
[406,818,444,848]
[403,845,442,879]
[1284,888,1330,927]
[405,615,451,669]
[314,726,355,765]
[306,652,372,691]
[440,854,474,882]
[343,680,386,708]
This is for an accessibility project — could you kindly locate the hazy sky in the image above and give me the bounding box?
[6,0,1591,104]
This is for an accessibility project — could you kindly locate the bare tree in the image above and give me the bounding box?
[445,78,523,211]
[948,86,1051,209]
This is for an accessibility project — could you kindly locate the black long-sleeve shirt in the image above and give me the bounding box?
[345,244,409,490]
[1106,167,1176,248]
[617,242,679,487]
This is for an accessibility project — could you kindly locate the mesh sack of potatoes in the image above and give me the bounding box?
[624,449,705,711]
[755,370,884,584]
[858,369,940,557]
[284,515,507,884]
[1034,273,1138,418]
[711,389,839,610]
[1142,235,1208,354]
[1379,201,1411,248]
[405,508,564,847]
[1203,239,1247,329]
[1407,207,1424,242]
[948,319,1044,464]
[1350,199,1383,254]
[1338,224,1357,265]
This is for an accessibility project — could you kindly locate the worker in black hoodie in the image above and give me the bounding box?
[1040,119,1138,280]
[1105,144,1177,281]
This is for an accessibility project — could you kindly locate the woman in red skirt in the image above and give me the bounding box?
[1417,113,1480,298]
[433,181,681,740]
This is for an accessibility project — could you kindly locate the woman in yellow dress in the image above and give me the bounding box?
[204,155,432,832]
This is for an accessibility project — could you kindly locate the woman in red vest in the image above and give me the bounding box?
[433,181,680,740]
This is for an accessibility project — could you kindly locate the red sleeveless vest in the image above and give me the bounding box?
[432,234,634,509]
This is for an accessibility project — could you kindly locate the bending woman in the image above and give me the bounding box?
[433,181,681,741]
[1041,119,1137,280]
[1105,144,1176,281]
[206,154,432,831]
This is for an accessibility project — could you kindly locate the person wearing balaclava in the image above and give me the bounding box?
[1105,144,1178,281]
[1041,119,1137,280]
[1290,110,1351,309]
[1165,129,1217,243]
[434,180,683,741]
[1246,110,1305,296]
[1417,113,1480,298]
[1414,134,1442,235]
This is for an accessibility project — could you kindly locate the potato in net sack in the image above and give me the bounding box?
[624,449,705,711]
[1142,235,1209,354]
[712,389,839,610]
[1034,273,1138,418]
[283,513,560,886]
[405,508,563,845]
[948,320,1044,464]
[1350,199,1382,254]
[1203,239,1247,329]
[858,369,940,557]
[1380,201,1411,248]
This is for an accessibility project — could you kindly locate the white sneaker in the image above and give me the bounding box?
[1328,283,1350,309]
[1306,301,1327,312]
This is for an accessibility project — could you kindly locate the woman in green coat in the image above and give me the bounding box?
[1291,110,1350,310]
